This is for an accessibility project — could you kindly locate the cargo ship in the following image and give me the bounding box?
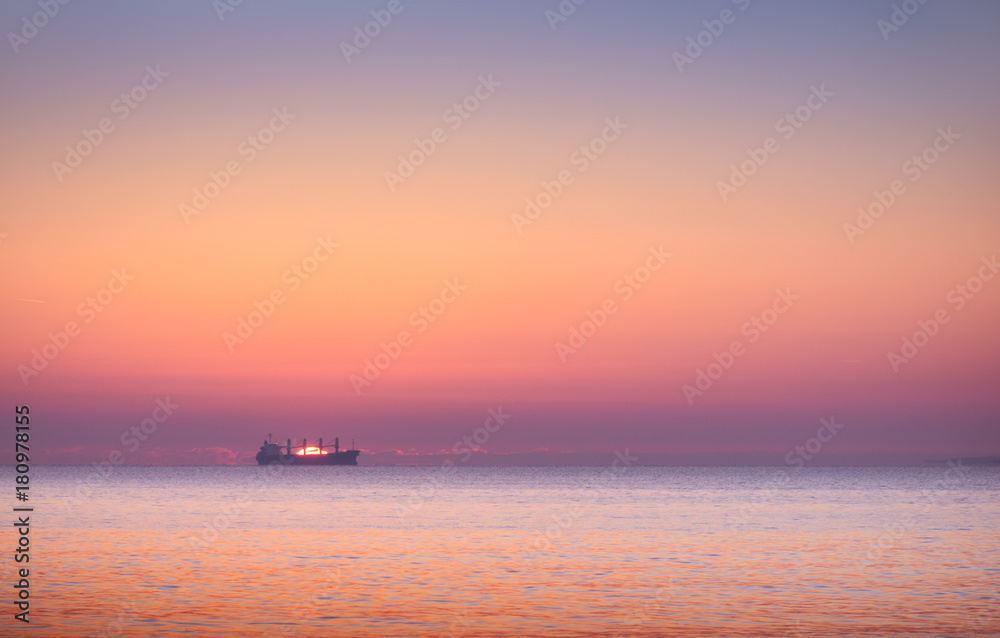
[255,434,360,465]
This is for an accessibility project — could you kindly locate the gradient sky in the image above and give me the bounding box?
[2,0,998,465]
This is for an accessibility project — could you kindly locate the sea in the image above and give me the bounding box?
[10,464,1000,637]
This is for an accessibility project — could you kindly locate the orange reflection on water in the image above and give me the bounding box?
[33,466,1000,637]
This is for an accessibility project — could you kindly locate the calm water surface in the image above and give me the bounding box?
[15,465,1000,637]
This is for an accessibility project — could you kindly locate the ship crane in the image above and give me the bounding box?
[257,432,360,466]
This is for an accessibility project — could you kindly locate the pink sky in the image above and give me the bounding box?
[2,0,998,464]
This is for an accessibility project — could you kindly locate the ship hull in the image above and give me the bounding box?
[255,450,360,466]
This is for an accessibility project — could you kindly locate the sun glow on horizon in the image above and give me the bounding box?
[295,446,328,456]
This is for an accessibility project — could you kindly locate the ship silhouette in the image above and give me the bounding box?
[255,434,359,465]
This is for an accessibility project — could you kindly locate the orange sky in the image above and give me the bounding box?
[2,0,998,464]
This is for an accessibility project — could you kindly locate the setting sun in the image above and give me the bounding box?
[295,446,327,456]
